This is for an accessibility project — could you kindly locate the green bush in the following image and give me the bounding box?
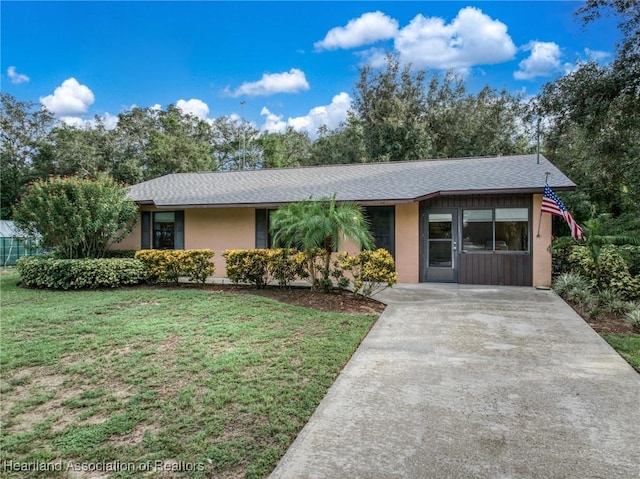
[625,308,640,328]
[568,245,640,301]
[340,248,398,298]
[596,289,634,316]
[549,236,577,276]
[222,249,307,288]
[12,175,138,259]
[619,245,640,277]
[135,249,215,284]
[16,256,145,289]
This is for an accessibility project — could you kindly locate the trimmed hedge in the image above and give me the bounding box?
[223,248,397,297]
[16,256,146,290]
[223,249,307,288]
[135,249,215,284]
[340,248,398,298]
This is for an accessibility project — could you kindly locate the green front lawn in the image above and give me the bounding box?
[0,270,378,478]
[603,334,640,372]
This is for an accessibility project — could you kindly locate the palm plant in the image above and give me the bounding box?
[270,195,374,291]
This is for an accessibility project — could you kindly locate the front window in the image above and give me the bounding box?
[495,208,528,252]
[462,208,529,253]
[153,212,175,249]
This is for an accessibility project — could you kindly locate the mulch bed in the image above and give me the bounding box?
[569,303,637,335]
[193,283,387,315]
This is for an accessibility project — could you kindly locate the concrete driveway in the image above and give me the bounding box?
[270,284,640,479]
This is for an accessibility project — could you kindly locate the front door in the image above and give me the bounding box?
[424,209,458,282]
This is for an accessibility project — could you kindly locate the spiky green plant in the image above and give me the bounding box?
[270,195,374,291]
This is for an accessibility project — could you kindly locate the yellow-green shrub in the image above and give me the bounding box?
[340,248,398,298]
[135,249,215,284]
[568,245,640,301]
[223,249,307,288]
[267,249,308,286]
[223,249,270,288]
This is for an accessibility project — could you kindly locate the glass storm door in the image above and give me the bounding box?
[425,210,458,282]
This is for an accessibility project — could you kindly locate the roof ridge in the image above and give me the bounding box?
[166,153,539,177]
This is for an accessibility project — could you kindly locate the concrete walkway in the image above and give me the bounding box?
[270,284,640,479]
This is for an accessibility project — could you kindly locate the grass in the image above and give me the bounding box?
[0,270,378,478]
[603,334,640,372]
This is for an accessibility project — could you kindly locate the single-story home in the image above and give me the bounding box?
[115,154,576,287]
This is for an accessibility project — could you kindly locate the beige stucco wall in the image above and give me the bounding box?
[111,207,254,278]
[113,203,423,283]
[532,193,553,287]
[185,208,255,277]
[395,202,420,283]
[113,218,142,250]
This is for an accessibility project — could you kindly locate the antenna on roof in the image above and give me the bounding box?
[536,117,541,165]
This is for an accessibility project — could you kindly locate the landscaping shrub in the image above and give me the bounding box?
[552,272,594,310]
[340,248,398,298]
[135,249,215,284]
[618,245,640,277]
[266,249,308,286]
[625,308,640,328]
[596,289,634,316]
[568,245,640,301]
[16,256,145,289]
[12,175,137,259]
[549,236,577,276]
[223,249,270,288]
[223,249,307,288]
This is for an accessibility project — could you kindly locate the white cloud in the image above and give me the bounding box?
[260,92,352,137]
[7,66,29,84]
[394,7,517,72]
[260,107,288,133]
[40,78,95,115]
[176,98,210,119]
[514,41,564,80]
[584,48,611,62]
[58,112,119,130]
[225,68,310,97]
[315,11,399,51]
[355,48,390,68]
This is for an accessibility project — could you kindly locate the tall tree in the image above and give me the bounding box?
[534,1,640,229]
[260,127,311,168]
[144,105,215,177]
[308,115,366,166]
[353,54,432,162]
[210,116,262,170]
[0,93,54,218]
[425,73,530,158]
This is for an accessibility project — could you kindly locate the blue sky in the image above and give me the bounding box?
[1,1,619,135]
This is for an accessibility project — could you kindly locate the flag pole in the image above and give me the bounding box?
[537,172,551,237]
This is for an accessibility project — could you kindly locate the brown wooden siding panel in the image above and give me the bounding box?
[422,194,533,286]
[459,254,531,286]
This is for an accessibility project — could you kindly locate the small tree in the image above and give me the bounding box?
[270,195,374,291]
[13,175,138,259]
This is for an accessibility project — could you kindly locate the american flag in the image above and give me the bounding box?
[542,184,585,240]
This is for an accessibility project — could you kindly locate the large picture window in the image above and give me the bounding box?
[462,208,529,253]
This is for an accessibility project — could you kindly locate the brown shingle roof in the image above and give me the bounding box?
[129,154,576,208]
